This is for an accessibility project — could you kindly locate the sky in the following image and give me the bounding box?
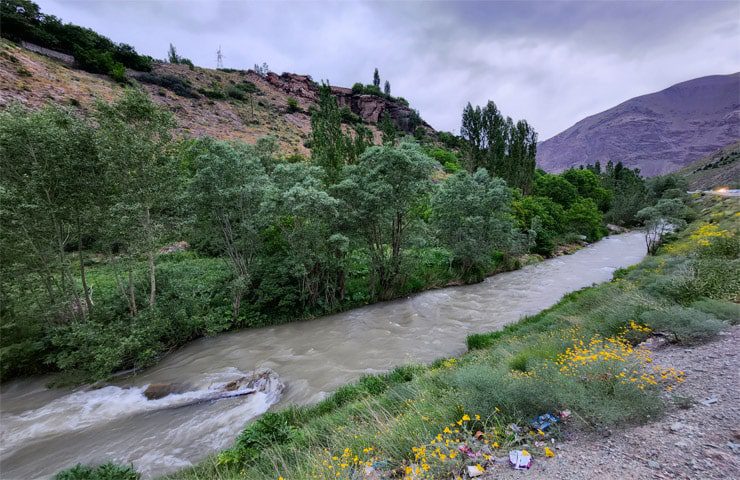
[36,0,740,140]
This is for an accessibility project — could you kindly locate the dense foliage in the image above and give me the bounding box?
[1,0,153,80]
[0,83,660,382]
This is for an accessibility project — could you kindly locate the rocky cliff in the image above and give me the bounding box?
[537,73,740,176]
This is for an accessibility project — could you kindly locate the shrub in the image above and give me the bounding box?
[640,306,725,344]
[286,96,299,113]
[137,73,198,98]
[224,412,297,466]
[108,62,127,83]
[54,462,139,480]
[690,298,740,325]
[225,85,245,100]
[198,86,226,100]
[339,106,360,124]
[16,65,32,77]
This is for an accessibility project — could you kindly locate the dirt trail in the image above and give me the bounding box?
[486,326,740,480]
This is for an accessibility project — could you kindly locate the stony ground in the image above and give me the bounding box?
[484,326,740,480]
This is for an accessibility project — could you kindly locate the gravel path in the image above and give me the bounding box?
[484,326,740,480]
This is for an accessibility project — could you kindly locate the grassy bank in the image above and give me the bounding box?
[155,195,738,480]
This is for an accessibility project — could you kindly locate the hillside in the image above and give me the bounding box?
[537,73,740,176]
[0,40,433,155]
[678,141,740,190]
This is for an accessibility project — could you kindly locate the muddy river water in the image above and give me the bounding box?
[0,232,646,479]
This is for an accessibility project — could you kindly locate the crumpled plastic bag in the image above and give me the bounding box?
[509,449,532,469]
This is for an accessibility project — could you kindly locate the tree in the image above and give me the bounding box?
[189,139,269,319]
[533,173,578,208]
[310,83,369,184]
[563,168,612,211]
[600,161,648,226]
[432,169,515,282]
[263,163,348,309]
[167,43,178,63]
[95,89,177,313]
[460,101,537,193]
[637,198,691,254]
[512,195,566,255]
[335,143,434,298]
[373,68,380,88]
[0,104,105,321]
[384,80,391,96]
[379,112,397,146]
[564,198,605,242]
[505,119,537,194]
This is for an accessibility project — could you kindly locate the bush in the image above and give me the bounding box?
[286,97,299,113]
[640,306,725,344]
[108,62,126,83]
[55,462,139,480]
[137,73,198,98]
[691,299,740,325]
[339,106,360,124]
[454,332,667,427]
[226,413,297,466]
[198,86,226,100]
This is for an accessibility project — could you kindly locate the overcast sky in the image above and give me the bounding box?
[37,0,739,139]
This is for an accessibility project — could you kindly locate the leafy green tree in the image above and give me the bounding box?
[564,198,605,241]
[95,89,177,314]
[425,147,460,173]
[0,105,104,321]
[600,161,648,226]
[512,195,566,255]
[189,139,269,319]
[384,80,391,96]
[262,163,348,309]
[460,101,536,193]
[563,168,612,211]
[637,198,691,254]
[373,68,380,88]
[533,173,579,208]
[311,83,370,184]
[335,143,434,298]
[431,169,514,282]
[379,112,397,146]
[505,119,537,194]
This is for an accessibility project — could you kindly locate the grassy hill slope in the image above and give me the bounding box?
[678,141,740,190]
[0,39,431,156]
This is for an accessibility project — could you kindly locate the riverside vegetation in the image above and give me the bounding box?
[149,194,736,480]
[0,84,667,385]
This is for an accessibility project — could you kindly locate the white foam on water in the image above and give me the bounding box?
[0,368,283,458]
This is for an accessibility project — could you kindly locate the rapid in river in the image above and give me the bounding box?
[0,232,646,479]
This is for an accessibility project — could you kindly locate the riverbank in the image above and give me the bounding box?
[2,231,647,479]
[163,194,738,480]
[483,325,739,480]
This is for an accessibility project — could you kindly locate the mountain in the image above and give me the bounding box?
[678,141,740,190]
[537,73,740,176]
[0,40,432,155]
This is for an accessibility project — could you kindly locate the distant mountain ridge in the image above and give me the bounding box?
[537,73,740,176]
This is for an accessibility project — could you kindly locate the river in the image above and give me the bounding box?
[0,232,646,479]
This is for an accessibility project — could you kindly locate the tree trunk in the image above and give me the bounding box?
[148,250,156,306]
[78,225,93,314]
[128,268,138,316]
[145,206,156,306]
